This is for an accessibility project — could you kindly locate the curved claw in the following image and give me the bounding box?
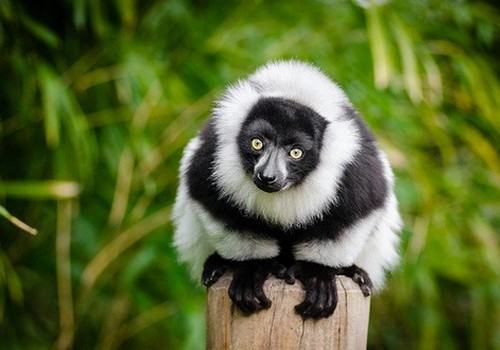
[338,265,373,297]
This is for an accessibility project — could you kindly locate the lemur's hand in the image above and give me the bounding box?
[288,262,373,319]
[288,261,339,319]
[228,258,286,314]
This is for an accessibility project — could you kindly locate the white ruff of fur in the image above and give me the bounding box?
[212,60,361,227]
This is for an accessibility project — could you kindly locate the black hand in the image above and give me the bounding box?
[228,258,286,315]
[202,253,231,287]
[291,261,338,319]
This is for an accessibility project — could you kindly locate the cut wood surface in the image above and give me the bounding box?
[206,274,370,350]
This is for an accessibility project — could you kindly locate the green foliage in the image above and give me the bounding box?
[1,0,499,349]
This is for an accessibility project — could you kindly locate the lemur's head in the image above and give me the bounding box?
[212,60,360,226]
[237,97,328,193]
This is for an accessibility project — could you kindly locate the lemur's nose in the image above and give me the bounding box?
[257,173,277,184]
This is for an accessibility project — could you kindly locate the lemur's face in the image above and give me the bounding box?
[237,97,328,193]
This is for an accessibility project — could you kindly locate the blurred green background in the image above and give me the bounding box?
[1,0,499,349]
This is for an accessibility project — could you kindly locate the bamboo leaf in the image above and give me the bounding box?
[0,181,82,200]
[0,204,38,235]
[421,53,443,106]
[19,14,60,47]
[462,126,500,174]
[73,0,87,29]
[114,0,136,27]
[366,5,394,89]
[38,65,61,147]
[0,251,24,312]
[37,63,97,182]
[392,15,423,103]
[108,147,134,227]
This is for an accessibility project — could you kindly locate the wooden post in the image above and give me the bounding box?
[206,274,370,350]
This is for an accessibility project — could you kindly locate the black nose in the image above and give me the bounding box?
[257,173,277,184]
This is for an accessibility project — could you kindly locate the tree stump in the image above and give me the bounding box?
[206,274,370,350]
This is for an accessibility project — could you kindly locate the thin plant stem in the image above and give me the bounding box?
[55,199,75,350]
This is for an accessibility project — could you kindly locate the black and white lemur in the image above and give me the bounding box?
[173,60,402,319]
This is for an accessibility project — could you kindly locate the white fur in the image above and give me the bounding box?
[293,209,383,268]
[173,60,402,289]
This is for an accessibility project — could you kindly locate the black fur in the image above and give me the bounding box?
[187,98,386,318]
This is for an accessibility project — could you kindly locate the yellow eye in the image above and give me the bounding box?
[251,138,263,150]
[290,148,303,159]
